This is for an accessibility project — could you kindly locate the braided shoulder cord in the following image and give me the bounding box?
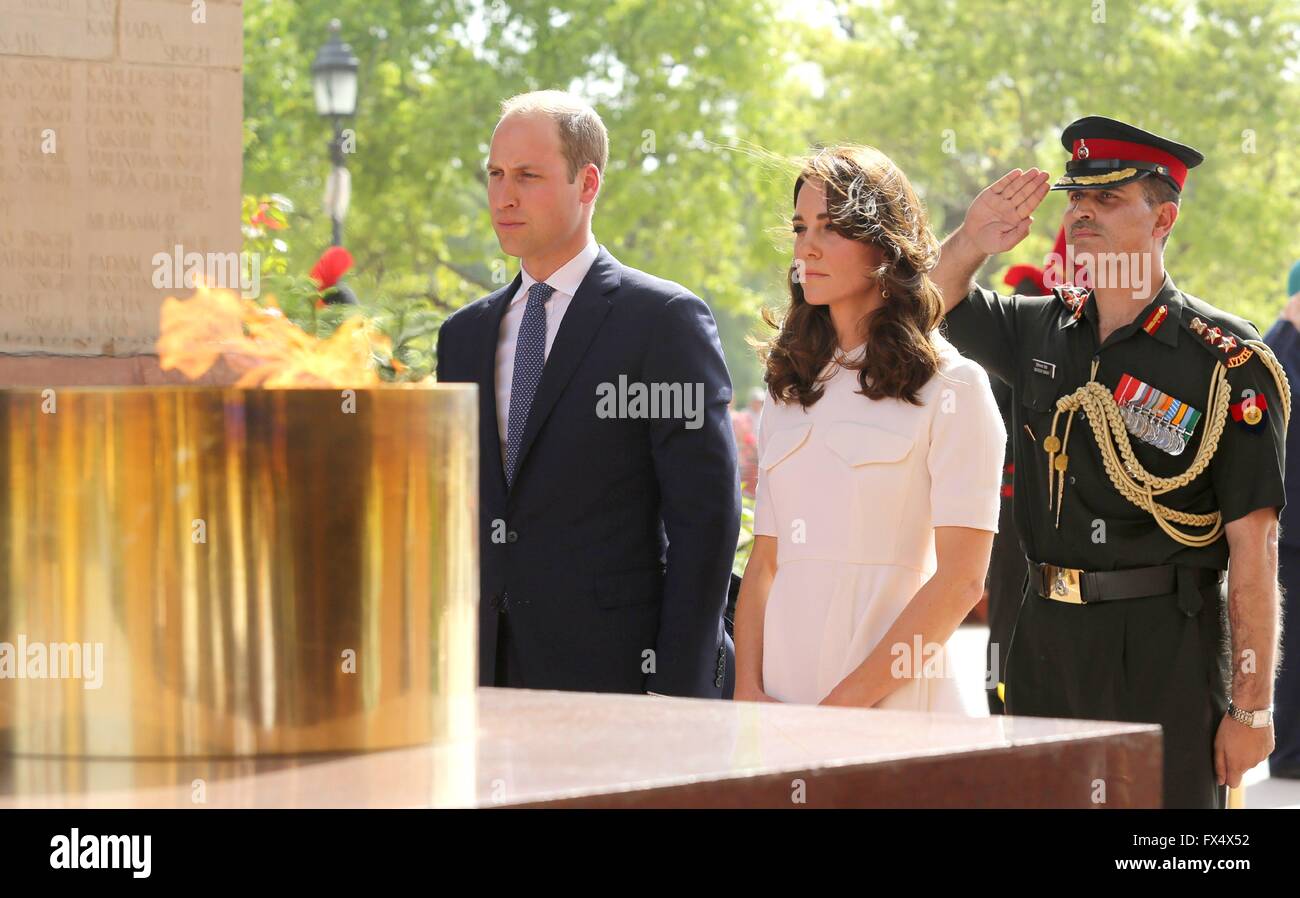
[1041,338,1290,550]
[1045,361,1229,547]
[1244,339,1291,426]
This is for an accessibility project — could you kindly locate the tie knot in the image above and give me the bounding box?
[527,282,556,305]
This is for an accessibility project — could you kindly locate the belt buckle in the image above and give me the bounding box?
[1046,566,1085,604]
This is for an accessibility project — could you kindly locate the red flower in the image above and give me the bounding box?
[310,246,354,290]
[250,203,286,231]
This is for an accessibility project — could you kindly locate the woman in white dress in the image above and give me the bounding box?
[734,146,1006,711]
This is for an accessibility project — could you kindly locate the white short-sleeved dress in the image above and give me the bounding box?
[753,333,1006,711]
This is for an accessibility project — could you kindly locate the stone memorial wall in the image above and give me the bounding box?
[0,0,242,384]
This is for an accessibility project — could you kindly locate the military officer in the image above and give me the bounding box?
[935,116,1288,809]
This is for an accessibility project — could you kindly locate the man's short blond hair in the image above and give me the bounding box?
[499,90,609,182]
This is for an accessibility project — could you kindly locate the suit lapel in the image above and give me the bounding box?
[478,275,520,495]
[511,248,621,491]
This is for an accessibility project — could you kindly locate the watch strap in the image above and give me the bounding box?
[1228,701,1272,727]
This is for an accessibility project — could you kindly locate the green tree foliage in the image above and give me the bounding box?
[243,0,809,397]
[813,0,1300,324]
[244,0,1300,394]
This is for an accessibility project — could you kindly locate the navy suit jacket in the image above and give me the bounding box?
[435,247,740,698]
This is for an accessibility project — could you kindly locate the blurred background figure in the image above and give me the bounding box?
[977,263,1047,714]
[1263,258,1300,778]
[731,387,764,497]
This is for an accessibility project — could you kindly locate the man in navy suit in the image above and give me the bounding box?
[436,90,740,698]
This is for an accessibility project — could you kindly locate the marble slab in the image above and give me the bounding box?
[0,687,1163,808]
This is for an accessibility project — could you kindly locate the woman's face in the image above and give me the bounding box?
[792,178,882,309]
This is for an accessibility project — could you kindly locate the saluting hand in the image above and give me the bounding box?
[962,168,1052,256]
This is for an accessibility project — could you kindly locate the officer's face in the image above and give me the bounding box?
[792,178,884,310]
[1063,182,1167,257]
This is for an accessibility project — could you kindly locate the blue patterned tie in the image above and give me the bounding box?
[505,281,555,487]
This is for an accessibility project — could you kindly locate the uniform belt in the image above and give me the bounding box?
[1035,562,1223,605]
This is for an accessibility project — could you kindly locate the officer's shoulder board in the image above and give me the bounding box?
[1178,291,1262,370]
[1179,292,1292,432]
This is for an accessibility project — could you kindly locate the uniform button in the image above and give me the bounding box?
[507,530,518,543]
[1069,476,1077,485]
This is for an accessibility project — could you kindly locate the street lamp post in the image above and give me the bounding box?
[311,19,359,247]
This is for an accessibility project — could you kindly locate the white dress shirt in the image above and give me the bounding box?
[495,236,601,460]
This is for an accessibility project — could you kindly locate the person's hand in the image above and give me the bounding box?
[818,690,853,707]
[1281,292,1300,329]
[733,682,779,702]
[1214,712,1274,789]
[818,682,868,707]
[960,168,1052,256]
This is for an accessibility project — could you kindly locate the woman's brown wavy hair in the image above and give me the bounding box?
[759,145,943,407]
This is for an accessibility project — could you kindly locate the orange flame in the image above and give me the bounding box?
[157,282,390,387]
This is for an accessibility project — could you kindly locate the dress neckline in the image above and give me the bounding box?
[833,342,867,364]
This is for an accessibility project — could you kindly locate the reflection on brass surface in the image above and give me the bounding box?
[0,386,478,757]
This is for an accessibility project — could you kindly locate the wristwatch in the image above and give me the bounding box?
[1228,701,1273,728]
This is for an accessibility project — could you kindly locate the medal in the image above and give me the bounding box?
[1112,374,1201,456]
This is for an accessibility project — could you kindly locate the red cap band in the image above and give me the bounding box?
[1072,138,1188,189]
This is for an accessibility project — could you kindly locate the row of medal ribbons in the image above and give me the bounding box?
[1113,373,1202,457]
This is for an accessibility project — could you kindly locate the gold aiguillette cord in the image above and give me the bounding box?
[1044,359,1096,528]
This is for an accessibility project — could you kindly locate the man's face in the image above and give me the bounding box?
[1063,180,1173,258]
[486,113,594,259]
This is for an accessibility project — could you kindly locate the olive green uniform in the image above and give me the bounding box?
[945,274,1287,808]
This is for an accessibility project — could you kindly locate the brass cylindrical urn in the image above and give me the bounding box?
[0,385,478,757]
